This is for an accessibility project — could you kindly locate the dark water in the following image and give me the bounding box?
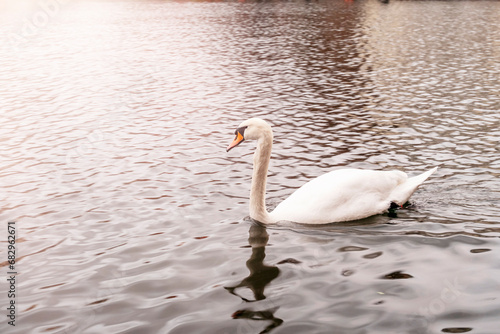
[1,0,499,333]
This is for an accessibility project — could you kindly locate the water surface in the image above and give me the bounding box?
[0,0,499,333]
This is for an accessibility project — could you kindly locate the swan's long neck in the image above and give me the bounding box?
[250,131,273,224]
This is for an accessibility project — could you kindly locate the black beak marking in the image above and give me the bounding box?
[235,126,248,137]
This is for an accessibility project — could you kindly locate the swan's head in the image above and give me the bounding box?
[226,118,272,152]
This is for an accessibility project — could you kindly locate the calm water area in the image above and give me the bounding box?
[1,0,500,333]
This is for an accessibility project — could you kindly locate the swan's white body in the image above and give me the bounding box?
[227,118,437,225]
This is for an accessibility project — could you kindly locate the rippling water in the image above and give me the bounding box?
[1,0,499,333]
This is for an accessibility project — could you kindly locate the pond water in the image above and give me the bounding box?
[1,0,500,333]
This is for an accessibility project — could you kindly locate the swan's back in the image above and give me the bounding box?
[270,168,433,224]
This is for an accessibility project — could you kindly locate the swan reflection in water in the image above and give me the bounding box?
[225,223,283,333]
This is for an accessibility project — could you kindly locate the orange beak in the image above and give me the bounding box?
[227,131,245,152]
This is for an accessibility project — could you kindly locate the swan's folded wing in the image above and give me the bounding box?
[270,169,408,224]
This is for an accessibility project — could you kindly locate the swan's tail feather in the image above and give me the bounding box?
[408,166,438,187]
[390,167,438,205]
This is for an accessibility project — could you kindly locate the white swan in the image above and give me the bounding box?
[227,118,437,225]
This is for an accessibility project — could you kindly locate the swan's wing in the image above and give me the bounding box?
[389,167,438,205]
[270,169,408,224]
